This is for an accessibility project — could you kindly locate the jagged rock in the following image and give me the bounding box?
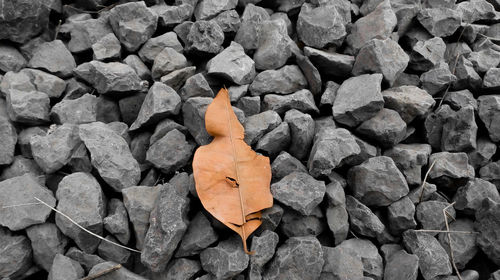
[337,239,383,280]
[326,205,349,245]
[60,15,113,53]
[149,119,188,145]
[443,89,477,111]
[480,161,500,188]
[151,3,194,29]
[271,151,308,181]
[200,236,249,279]
[50,94,97,124]
[250,65,307,96]
[97,235,131,264]
[88,261,147,280]
[249,230,279,280]
[262,89,319,115]
[456,0,496,23]
[244,110,281,145]
[384,143,432,186]
[345,196,385,239]
[478,95,500,142]
[17,126,46,158]
[28,40,76,78]
[383,250,419,280]
[0,118,16,165]
[152,47,188,79]
[409,37,446,72]
[6,89,50,125]
[428,152,475,188]
[124,55,151,81]
[236,96,260,116]
[304,47,355,78]
[382,86,435,123]
[256,122,291,158]
[0,156,45,185]
[182,97,213,145]
[207,41,256,85]
[160,66,196,91]
[468,137,497,169]
[48,254,84,280]
[283,109,314,160]
[297,3,346,48]
[211,9,240,33]
[0,227,32,279]
[356,108,407,148]
[271,172,325,215]
[320,81,339,107]
[0,44,26,72]
[420,62,457,95]
[234,4,270,51]
[441,105,477,152]
[103,199,130,245]
[176,212,218,257]
[1,69,66,99]
[146,129,194,174]
[296,54,322,96]
[186,20,224,55]
[65,247,105,273]
[387,197,417,235]
[79,122,140,191]
[438,219,478,269]
[417,7,462,37]
[138,32,184,64]
[321,245,364,280]
[280,209,325,237]
[416,201,456,234]
[475,199,500,265]
[253,19,292,70]
[180,73,213,101]
[0,0,50,43]
[92,33,121,61]
[483,68,500,90]
[26,222,68,272]
[194,0,237,20]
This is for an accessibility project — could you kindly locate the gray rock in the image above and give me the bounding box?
[478,95,500,142]
[452,56,482,90]
[48,254,84,280]
[186,21,224,55]
[28,40,76,78]
[441,105,477,152]
[352,38,409,86]
[384,143,432,186]
[393,72,421,87]
[51,94,97,124]
[356,108,407,148]
[0,174,55,230]
[408,182,438,204]
[141,184,189,272]
[262,89,319,115]
[106,122,131,145]
[129,83,181,131]
[55,173,105,253]
[228,84,248,103]
[138,32,184,64]
[340,134,379,167]
[308,128,360,177]
[332,73,384,127]
[442,90,477,111]
[256,122,291,158]
[456,0,495,23]
[0,118,16,165]
[122,186,160,250]
[130,132,151,170]
[348,156,409,206]
[271,151,308,181]
[108,2,157,52]
[475,198,500,265]
[468,137,497,169]
[438,219,478,269]
[325,177,346,206]
[65,247,105,273]
[296,54,322,97]
[180,73,213,101]
[249,230,279,280]
[271,172,325,215]
[149,119,187,145]
[17,126,46,158]
[236,96,260,116]
[160,66,196,91]
[417,7,461,37]
[211,9,240,33]
[151,47,188,79]
[424,105,454,149]
[480,161,500,188]
[103,199,130,245]
[68,143,92,173]
[455,178,500,216]
[97,96,121,123]
[92,33,121,61]
[60,15,113,53]
[304,47,354,78]
[160,258,201,280]
[123,55,151,81]
[283,109,314,160]
[207,41,256,85]
[88,261,147,280]
[337,239,383,280]
[176,212,218,257]
[26,223,68,272]
[97,235,131,264]
[0,44,26,72]
[383,250,419,280]
[345,195,385,239]
[416,201,456,234]
[6,89,50,125]
[320,81,340,107]
[194,0,237,20]
[254,19,292,70]
[2,69,66,99]
[0,0,50,43]
[151,3,194,29]
[410,37,446,72]
[249,65,307,96]
[146,129,194,174]
[326,206,349,245]
[483,68,500,90]
[403,230,452,280]
[428,152,475,188]
[0,227,32,279]
[244,110,281,145]
[182,97,213,145]
[74,61,142,95]
[491,270,500,280]
[234,4,270,51]
[259,204,284,233]
[0,156,45,185]
[382,86,435,123]
[280,208,325,237]
[264,236,323,280]
[297,3,346,48]
[200,236,249,279]
[321,245,364,280]
[79,122,140,191]
[387,197,417,235]
[346,0,397,54]
[420,62,457,95]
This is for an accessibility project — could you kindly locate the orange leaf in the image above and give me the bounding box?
[192,88,273,254]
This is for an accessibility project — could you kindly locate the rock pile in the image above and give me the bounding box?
[1,0,500,279]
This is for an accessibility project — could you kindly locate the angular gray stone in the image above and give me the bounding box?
[454,178,500,215]
[186,20,224,55]
[483,68,500,90]
[262,89,319,115]
[234,4,270,51]
[416,201,456,234]
[151,3,194,29]
[280,208,325,237]
[176,212,218,257]
[138,32,184,64]
[65,247,105,273]
[0,174,55,231]
[244,110,281,145]
[352,38,409,86]
[152,47,188,79]
[97,235,131,264]
[383,250,419,280]
[387,197,417,235]
[337,239,383,280]
[182,97,213,145]
[284,109,314,161]
[0,44,26,72]
[438,219,478,269]
[108,2,158,52]
[74,61,142,95]
[297,3,346,48]
[91,33,121,61]
[452,55,482,90]
[441,105,477,152]
[0,118,16,165]
[384,143,432,186]
[348,156,409,206]
[50,94,97,124]
[194,0,237,20]
[409,37,446,72]
[79,122,141,191]
[320,81,339,107]
[0,227,32,279]
[88,261,147,280]
[26,222,68,272]
[17,126,46,158]
[468,137,497,169]
[342,135,379,167]
[420,62,457,95]
[103,199,130,245]
[428,152,475,188]
[122,186,160,250]
[260,204,285,233]
[0,156,45,185]
[60,15,112,53]
[48,254,84,280]
[6,89,50,125]
[0,0,50,43]
[478,95,500,142]
[124,58,150,81]
[403,230,452,280]
[55,172,105,253]
[457,0,496,23]
[264,236,323,280]
[249,65,307,96]
[28,40,76,78]
[417,7,461,37]
[146,129,194,174]
[326,205,349,245]
[442,90,477,111]
[160,66,196,91]
[308,128,360,177]
[254,19,292,70]
[385,83,436,121]
[207,41,256,85]
[249,230,279,280]
[480,161,500,188]
[408,182,438,204]
[236,96,260,116]
[332,73,384,127]
[321,244,364,280]
[211,9,240,33]
[1,69,66,99]
[179,73,213,101]
[271,172,325,215]
[345,195,385,239]
[475,198,500,265]
[356,108,407,148]
[424,104,454,149]
[149,119,187,145]
[296,54,322,96]
[304,47,355,78]
[256,122,291,158]
[96,96,121,123]
[271,151,308,181]
[200,236,249,279]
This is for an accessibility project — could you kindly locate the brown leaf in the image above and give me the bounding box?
[192,88,273,254]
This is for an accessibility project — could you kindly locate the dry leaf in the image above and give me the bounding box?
[192,88,273,254]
